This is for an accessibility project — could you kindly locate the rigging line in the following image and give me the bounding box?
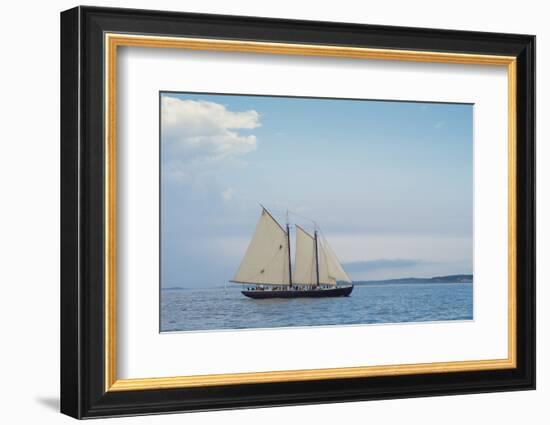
[288,210,318,227]
[316,226,329,242]
[278,210,320,230]
[258,206,319,227]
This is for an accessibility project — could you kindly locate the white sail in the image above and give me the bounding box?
[293,225,317,285]
[231,209,290,285]
[318,236,352,285]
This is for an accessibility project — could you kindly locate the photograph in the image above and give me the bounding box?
[160,92,474,332]
[57,4,536,420]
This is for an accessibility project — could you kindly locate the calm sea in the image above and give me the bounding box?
[160,282,473,332]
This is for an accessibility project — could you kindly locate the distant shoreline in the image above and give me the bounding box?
[162,274,473,290]
[354,274,473,286]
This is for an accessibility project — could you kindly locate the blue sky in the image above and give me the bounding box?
[160,92,473,287]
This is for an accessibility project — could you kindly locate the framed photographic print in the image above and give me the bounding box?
[60,6,535,419]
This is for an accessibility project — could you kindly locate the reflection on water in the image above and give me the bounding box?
[161,282,473,332]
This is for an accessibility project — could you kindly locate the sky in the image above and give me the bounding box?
[160,92,473,287]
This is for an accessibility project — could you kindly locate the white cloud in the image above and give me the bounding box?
[434,120,446,129]
[161,96,260,162]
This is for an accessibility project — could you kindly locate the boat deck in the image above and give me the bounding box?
[241,285,353,299]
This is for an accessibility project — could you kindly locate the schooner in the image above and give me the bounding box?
[230,207,354,299]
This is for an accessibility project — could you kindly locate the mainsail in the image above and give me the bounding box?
[293,225,317,285]
[318,236,352,285]
[231,208,290,285]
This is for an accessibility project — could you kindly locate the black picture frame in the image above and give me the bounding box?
[61,5,535,419]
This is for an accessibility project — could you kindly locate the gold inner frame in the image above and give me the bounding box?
[104,33,517,392]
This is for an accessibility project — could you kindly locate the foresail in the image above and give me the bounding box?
[232,209,290,285]
[319,236,352,284]
[293,225,317,285]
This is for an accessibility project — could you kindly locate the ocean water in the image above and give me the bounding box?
[160,282,473,332]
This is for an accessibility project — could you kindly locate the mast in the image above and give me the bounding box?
[314,229,320,287]
[286,212,293,288]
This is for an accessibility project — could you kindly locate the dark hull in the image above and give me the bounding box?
[242,285,353,299]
